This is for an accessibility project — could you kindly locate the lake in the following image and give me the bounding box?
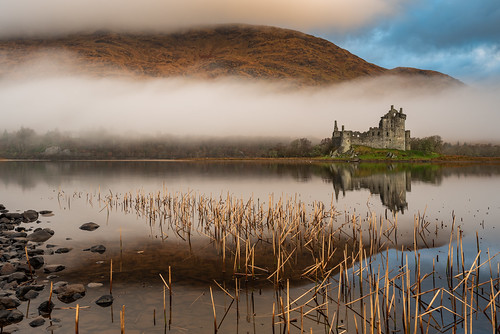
[1,160,500,333]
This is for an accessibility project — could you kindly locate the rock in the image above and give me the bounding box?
[38,210,53,215]
[26,229,53,242]
[0,204,5,210]
[15,264,32,274]
[0,263,16,276]
[23,289,39,300]
[29,316,45,327]
[15,285,44,300]
[57,284,86,303]
[95,294,114,307]
[52,281,68,294]
[55,247,72,254]
[27,248,44,256]
[5,272,28,283]
[7,232,27,238]
[79,222,100,231]
[0,309,24,327]
[0,297,21,310]
[87,282,103,288]
[89,245,106,254]
[38,300,54,316]
[4,213,22,220]
[44,264,65,273]
[22,210,39,222]
[29,256,44,269]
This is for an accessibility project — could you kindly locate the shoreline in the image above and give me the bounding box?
[1,156,500,164]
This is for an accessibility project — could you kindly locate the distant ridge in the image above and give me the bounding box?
[0,24,462,86]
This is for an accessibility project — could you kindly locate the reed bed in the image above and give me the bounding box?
[57,188,500,333]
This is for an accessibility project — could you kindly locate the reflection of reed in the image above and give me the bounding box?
[55,189,500,333]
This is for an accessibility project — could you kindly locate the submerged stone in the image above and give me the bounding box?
[37,300,54,316]
[95,294,114,307]
[29,316,45,327]
[55,247,72,254]
[79,222,100,231]
[89,245,106,254]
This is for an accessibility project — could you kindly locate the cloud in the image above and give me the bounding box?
[0,0,407,37]
[323,0,500,81]
[0,62,499,143]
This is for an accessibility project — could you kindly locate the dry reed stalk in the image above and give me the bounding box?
[272,302,275,334]
[210,287,217,334]
[120,305,125,334]
[48,281,53,306]
[110,259,113,295]
[287,279,290,334]
[163,286,166,327]
[169,265,172,325]
[75,304,79,334]
[24,246,33,279]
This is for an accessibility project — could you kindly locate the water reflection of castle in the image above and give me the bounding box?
[329,164,411,213]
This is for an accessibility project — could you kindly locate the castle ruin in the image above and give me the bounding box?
[332,105,410,153]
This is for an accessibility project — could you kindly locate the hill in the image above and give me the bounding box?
[0,24,461,86]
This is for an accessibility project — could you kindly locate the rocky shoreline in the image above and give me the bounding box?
[0,204,111,332]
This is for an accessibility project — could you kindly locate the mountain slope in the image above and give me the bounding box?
[0,24,460,86]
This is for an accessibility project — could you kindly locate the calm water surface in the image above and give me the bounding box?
[1,161,500,333]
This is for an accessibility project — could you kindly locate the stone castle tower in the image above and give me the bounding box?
[332,105,411,153]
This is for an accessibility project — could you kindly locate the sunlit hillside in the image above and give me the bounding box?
[0,24,461,87]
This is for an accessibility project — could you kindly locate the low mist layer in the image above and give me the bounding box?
[0,64,498,143]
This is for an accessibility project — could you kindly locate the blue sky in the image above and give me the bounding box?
[318,0,500,83]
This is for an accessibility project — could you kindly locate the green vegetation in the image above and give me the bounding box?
[331,145,441,161]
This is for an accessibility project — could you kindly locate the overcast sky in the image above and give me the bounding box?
[1,0,498,82]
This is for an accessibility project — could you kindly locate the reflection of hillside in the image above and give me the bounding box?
[328,164,411,212]
[0,161,319,190]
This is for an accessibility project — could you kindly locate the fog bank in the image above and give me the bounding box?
[0,67,499,143]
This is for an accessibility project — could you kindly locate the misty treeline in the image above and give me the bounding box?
[0,128,333,159]
[2,128,500,159]
[410,135,500,157]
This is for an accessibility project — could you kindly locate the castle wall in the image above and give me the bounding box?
[332,106,409,153]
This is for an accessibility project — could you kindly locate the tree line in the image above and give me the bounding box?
[0,128,333,159]
[1,128,499,159]
[410,136,500,157]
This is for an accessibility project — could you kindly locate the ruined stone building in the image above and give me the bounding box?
[332,105,411,153]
